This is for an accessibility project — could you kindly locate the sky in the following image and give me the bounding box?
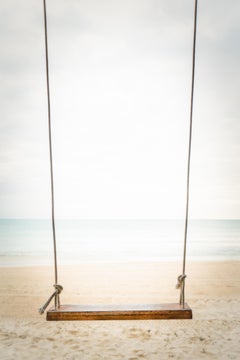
[0,0,240,219]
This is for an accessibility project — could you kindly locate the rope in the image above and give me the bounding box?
[41,0,198,312]
[39,285,63,315]
[178,0,198,306]
[43,0,60,310]
[176,275,187,306]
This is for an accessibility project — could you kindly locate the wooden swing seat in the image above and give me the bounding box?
[47,303,192,321]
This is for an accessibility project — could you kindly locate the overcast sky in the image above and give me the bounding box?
[0,0,240,219]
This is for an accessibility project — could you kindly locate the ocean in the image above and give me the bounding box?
[0,219,239,267]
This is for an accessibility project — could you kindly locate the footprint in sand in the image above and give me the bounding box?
[127,328,151,341]
[69,330,79,336]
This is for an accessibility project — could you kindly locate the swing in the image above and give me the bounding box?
[39,0,198,321]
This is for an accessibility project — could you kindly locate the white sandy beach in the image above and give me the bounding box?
[0,261,240,359]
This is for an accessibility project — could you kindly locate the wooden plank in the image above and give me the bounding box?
[46,303,192,321]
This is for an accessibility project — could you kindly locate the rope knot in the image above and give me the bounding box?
[176,274,187,289]
[54,284,63,294]
[39,284,63,315]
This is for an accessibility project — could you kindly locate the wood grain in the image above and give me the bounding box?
[47,303,192,321]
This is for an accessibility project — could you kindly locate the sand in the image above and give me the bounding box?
[0,261,240,359]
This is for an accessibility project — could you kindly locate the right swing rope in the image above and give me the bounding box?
[177,0,198,307]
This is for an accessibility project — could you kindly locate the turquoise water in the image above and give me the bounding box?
[0,219,240,266]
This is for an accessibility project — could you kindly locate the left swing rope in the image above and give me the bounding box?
[39,0,63,315]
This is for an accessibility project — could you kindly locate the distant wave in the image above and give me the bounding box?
[0,219,240,266]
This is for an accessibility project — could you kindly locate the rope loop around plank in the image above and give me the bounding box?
[39,284,63,315]
[176,275,187,306]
